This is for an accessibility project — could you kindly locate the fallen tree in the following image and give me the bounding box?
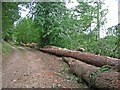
[39,46,120,71]
[62,57,120,89]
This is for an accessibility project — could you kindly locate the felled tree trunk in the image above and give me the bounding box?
[39,46,120,71]
[62,57,120,89]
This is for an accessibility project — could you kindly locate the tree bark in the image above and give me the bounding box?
[62,57,120,89]
[39,46,120,71]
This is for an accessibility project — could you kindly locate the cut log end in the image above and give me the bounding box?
[63,57,120,89]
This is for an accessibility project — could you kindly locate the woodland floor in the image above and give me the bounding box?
[2,45,89,89]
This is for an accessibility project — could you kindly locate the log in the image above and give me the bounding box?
[62,57,120,89]
[39,46,120,71]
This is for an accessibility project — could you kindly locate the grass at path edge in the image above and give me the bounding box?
[2,42,12,56]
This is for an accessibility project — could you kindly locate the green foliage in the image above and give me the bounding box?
[99,65,112,72]
[32,2,102,49]
[2,2,20,41]
[13,17,40,44]
[2,42,12,56]
[33,2,68,47]
[81,35,118,58]
[3,2,118,58]
[106,24,120,58]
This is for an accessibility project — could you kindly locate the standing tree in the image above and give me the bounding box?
[32,2,68,47]
[2,2,20,41]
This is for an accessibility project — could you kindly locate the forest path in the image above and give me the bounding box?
[2,46,88,88]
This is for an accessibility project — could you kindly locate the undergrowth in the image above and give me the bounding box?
[2,42,12,56]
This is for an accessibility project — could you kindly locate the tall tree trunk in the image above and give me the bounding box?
[96,1,100,40]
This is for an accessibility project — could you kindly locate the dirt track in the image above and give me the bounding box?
[2,46,88,88]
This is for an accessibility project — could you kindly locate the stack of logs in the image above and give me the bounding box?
[39,46,120,90]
